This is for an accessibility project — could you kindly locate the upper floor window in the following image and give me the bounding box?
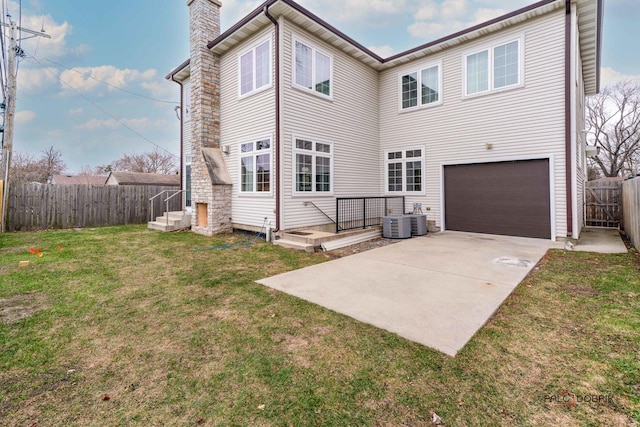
[385,148,425,194]
[239,38,271,97]
[293,137,333,194]
[465,38,522,97]
[240,138,271,193]
[400,62,442,110]
[293,38,332,98]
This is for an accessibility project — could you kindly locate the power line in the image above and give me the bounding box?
[40,56,179,105]
[27,53,178,159]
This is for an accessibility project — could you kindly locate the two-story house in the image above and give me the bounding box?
[167,0,602,243]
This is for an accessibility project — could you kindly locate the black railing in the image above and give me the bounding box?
[336,196,405,233]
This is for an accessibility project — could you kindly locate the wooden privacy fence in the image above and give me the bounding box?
[585,180,622,228]
[6,184,181,231]
[622,177,640,250]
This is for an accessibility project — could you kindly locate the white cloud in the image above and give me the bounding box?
[74,117,167,132]
[16,110,36,124]
[415,1,438,21]
[141,80,176,101]
[295,0,410,28]
[17,12,91,59]
[441,0,468,20]
[368,44,397,58]
[220,0,264,30]
[601,67,640,86]
[473,7,507,24]
[17,67,59,94]
[408,1,527,40]
[68,108,84,116]
[59,66,157,94]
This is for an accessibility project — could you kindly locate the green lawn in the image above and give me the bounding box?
[0,225,638,426]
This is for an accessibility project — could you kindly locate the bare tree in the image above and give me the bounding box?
[40,146,67,182]
[10,146,67,184]
[110,148,177,174]
[79,164,105,176]
[587,80,640,177]
[9,152,40,184]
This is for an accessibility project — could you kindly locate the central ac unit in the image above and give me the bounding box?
[407,214,428,236]
[383,215,412,239]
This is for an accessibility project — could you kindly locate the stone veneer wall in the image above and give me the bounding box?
[188,0,232,236]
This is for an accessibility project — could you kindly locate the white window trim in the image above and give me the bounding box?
[237,36,273,99]
[292,135,334,197]
[291,34,334,100]
[238,136,273,196]
[462,35,524,99]
[384,147,426,195]
[398,60,443,112]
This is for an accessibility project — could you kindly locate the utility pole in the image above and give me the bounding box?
[0,18,50,232]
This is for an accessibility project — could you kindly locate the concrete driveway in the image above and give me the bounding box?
[258,231,562,356]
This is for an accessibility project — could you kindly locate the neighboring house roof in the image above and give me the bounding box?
[167,0,603,94]
[51,174,106,185]
[589,177,625,183]
[106,172,180,186]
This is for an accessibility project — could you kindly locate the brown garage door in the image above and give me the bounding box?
[444,159,551,239]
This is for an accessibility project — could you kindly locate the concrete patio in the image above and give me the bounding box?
[258,228,626,356]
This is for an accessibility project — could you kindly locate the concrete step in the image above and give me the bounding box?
[273,239,315,253]
[148,211,191,232]
[281,226,383,246]
[155,217,183,226]
[147,221,177,232]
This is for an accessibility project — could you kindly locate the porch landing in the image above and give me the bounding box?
[274,227,382,253]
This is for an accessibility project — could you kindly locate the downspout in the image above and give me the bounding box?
[570,4,579,238]
[264,5,281,232]
[170,74,185,208]
[564,0,573,237]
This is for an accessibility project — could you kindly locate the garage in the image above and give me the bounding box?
[444,159,551,239]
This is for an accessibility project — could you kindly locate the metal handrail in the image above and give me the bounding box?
[149,189,185,225]
[303,201,337,227]
[335,196,405,233]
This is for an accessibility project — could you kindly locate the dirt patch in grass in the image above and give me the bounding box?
[0,292,49,323]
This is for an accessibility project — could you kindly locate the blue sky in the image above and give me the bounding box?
[10,0,638,173]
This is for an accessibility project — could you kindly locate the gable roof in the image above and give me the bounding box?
[106,172,180,186]
[168,0,603,94]
[51,174,107,185]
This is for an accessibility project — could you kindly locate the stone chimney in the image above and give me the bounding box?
[188,0,232,236]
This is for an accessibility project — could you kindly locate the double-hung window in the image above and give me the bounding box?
[400,63,442,110]
[239,38,271,97]
[240,138,271,193]
[465,38,522,96]
[294,138,333,194]
[293,38,332,98]
[385,148,425,194]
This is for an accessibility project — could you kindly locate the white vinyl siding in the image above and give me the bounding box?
[464,37,523,97]
[282,22,380,230]
[219,27,276,229]
[379,10,568,238]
